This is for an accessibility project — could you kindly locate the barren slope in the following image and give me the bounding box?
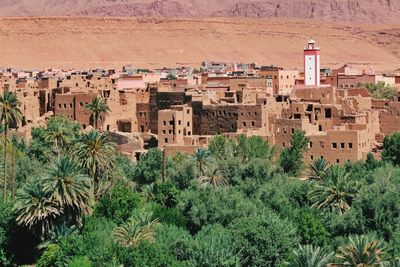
[0,0,399,24]
[0,17,398,71]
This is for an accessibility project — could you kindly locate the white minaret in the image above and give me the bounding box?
[304,38,320,86]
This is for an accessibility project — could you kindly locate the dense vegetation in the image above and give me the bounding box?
[1,93,400,266]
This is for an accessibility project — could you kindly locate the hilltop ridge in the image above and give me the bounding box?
[0,0,399,24]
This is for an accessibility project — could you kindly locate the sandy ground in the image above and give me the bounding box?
[0,17,398,71]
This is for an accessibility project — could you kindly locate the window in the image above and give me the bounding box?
[336,159,340,164]
[349,143,353,149]
[332,143,337,149]
[243,122,246,127]
[291,128,294,134]
[251,121,255,127]
[341,143,345,149]
[187,122,190,127]
[283,143,285,147]
[178,120,181,125]
[187,109,190,114]
[70,104,73,108]
[63,104,67,108]
[188,131,191,136]
[164,138,168,143]
[163,121,166,126]
[325,108,332,118]
[311,155,314,160]
[310,142,313,148]
[59,104,62,108]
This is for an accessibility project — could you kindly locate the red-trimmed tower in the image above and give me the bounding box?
[304,38,320,86]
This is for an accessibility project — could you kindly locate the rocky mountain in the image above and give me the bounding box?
[0,0,399,24]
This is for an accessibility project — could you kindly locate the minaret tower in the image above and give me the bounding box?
[304,38,320,86]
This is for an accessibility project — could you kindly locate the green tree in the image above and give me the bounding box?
[295,208,331,247]
[336,235,390,266]
[43,156,93,224]
[236,135,274,163]
[179,188,257,233]
[95,185,142,223]
[287,244,333,267]
[199,162,229,188]
[45,123,71,157]
[208,135,228,161]
[279,130,309,176]
[308,158,329,180]
[382,133,400,166]
[84,97,110,130]
[192,148,211,176]
[229,211,298,266]
[14,179,60,234]
[184,224,242,266]
[113,211,160,248]
[364,81,396,100]
[310,165,356,214]
[133,148,163,186]
[0,91,22,204]
[29,116,80,163]
[74,130,116,198]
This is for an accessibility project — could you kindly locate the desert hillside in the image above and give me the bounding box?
[0,17,398,71]
[0,0,399,24]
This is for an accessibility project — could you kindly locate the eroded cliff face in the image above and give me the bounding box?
[0,0,399,23]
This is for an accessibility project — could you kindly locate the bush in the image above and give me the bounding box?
[94,185,142,223]
[229,211,298,266]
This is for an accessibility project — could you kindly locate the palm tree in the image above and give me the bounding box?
[0,91,22,204]
[192,148,211,176]
[45,123,71,157]
[310,165,356,214]
[14,179,60,234]
[113,211,160,248]
[199,162,229,188]
[84,97,110,130]
[308,158,329,180]
[39,224,78,250]
[74,130,116,197]
[42,156,93,220]
[336,235,390,266]
[287,244,333,267]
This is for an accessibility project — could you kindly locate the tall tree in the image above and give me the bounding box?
[84,97,110,130]
[336,235,390,266]
[44,123,70,157]
[0,91,22,204]
[74,130,116,197]
[279,130,309,176]
[14,179,60,234]
[113,211,160,248]
[310,165,356,214]
[192,148,211,176]
[382,132,400,166]
[42,156,93,223]
[308,158,329,180]
[287,244,333,267]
